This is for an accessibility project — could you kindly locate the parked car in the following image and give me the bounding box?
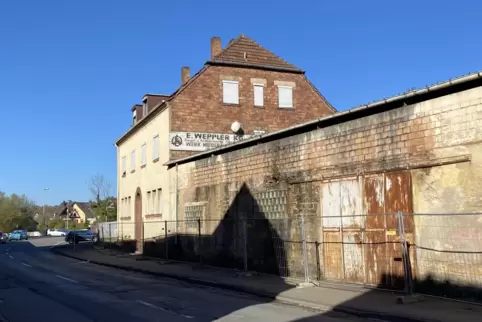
[65,229,98,244]
[8,230,28,241]
[47,229,69,237]
[0,232,7,244]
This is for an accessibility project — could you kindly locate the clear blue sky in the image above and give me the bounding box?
[0,0,480,206]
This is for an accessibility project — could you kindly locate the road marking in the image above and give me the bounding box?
[8,255,13,259]
[56,275,78,283]
[22,263,32,268]
[136,300,194,319]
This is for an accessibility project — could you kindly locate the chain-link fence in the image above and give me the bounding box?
[98,213,482,302]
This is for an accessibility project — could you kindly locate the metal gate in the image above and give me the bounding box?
[320,171,416,290]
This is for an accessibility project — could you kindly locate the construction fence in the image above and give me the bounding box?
[99,212,482,302]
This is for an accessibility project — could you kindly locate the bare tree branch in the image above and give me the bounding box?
[88,174,112,203]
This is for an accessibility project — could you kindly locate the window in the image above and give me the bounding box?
[142,100,148,116]
[147,191,151,214]
[157,189,162,214]
[152,190,157,214]
[222,80,239,104]
[254,84,264,107]
[141,143,147,166]
[130,150,135,171]
[132,110,137,125]
[127,197,131,217]
[122,156,127,174]
[153,135,159,161]
[278,86,293,108]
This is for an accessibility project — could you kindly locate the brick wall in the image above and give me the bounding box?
[170,65,334,160]
[173,85,482,289]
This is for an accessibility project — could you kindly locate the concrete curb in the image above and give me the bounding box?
[52,247,440,322]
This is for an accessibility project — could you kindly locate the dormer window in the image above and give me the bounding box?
[132,110,136,125]
[142,99,148,116]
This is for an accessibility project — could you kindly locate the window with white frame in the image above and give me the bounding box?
[153,135,159,161]
[222,80,239,104]
[122,156,127,174]
[128,197,131,218]
[254,84,264,107]
[141,143,147,166]
[130,150,135,171]
[152,189,157,214]
[278,86,293,108]
[146,191,151,214]
[157,188,162,214]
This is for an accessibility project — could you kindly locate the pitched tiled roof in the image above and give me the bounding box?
[76,202,95,219]
[210,35,302,72]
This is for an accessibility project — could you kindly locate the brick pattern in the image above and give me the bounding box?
[170,66,334,160]
[180,86,482,195]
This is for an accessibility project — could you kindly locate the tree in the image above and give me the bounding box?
[0,191,37,232]
[88,174,116,222]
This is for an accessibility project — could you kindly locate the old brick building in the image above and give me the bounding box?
[115,35,335,251]
[164,71,482,297]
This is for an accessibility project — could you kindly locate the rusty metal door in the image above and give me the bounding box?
[363,171,414,290]
[384,171,415,290]
[321,181,343,280]
[135,189,143,253]
[320,178,364,283]
[340,179,364,283]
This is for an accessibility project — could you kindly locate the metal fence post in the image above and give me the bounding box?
[397,211,413,296]
[300,214,310,284]
[198,219,203,265]
[243,218,248,273]
[164,220,168,260]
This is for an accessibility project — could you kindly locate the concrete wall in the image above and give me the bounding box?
[117,107,172,241]
[171,85,482,287]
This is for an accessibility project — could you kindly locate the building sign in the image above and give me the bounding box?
[169,131,251,151]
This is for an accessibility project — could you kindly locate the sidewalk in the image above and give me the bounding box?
[53,244,481,322]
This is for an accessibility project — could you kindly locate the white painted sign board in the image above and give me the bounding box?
[169,131,251,151]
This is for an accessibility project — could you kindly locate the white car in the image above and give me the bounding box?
[47,229,69,237]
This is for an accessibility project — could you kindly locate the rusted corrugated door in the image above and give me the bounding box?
[321,181,343,280]
[384,171,415,290]
[363,174,390,287]
[340,179,364,284]
[321,178,364,283]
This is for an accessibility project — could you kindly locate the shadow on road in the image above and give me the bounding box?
[30,181,482,321]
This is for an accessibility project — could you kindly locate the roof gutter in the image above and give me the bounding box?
[165,71,482,167]
[206,60,305,74]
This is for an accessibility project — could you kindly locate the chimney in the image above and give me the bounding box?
[181,66,190,85]
[211,37,222,60]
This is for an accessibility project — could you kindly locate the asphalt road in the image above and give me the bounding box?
[0,237,374,322]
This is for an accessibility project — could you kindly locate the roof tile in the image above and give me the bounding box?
[212,35,301,71]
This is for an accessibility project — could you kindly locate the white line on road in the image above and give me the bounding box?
[136,300,194,319]
[8,255,13,259]
[22,263,32,268]
[56,275,78,283]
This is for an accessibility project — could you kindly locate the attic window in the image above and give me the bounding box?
[142,99,148,116]
[132,110,136,125]
[222,80,239,105]
[278,86,293,108]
